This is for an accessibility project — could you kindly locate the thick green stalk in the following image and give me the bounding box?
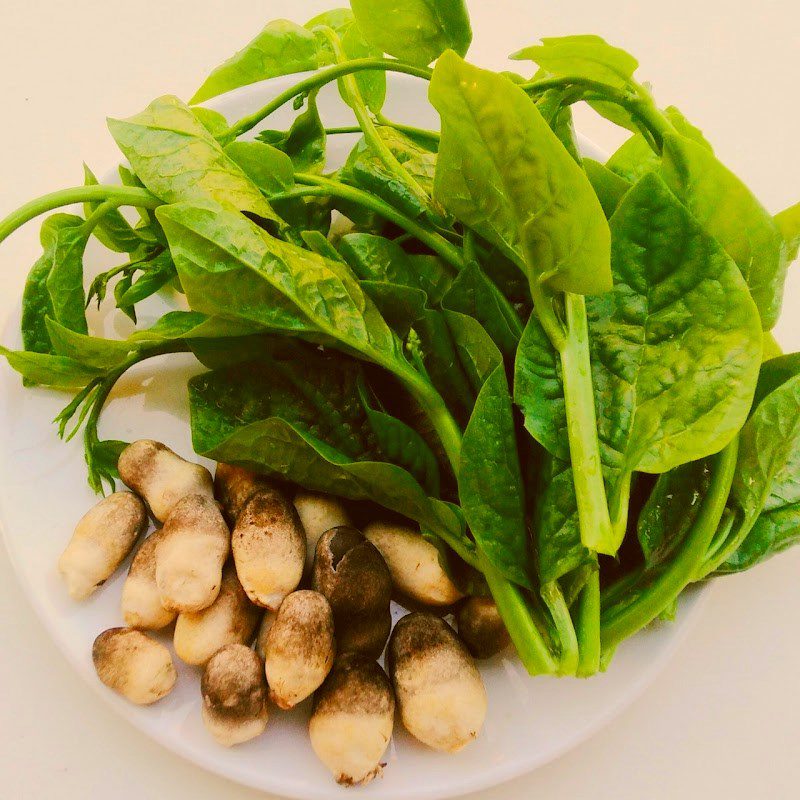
[541,581,579,675]
[559,292,615,554]
[0,185,161,245]
[575,568,601,676]
[218,58,433,143]
[600,438,739,651]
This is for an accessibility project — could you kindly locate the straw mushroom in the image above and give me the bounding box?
[232,487,305,610]
[118,440,213,522]
[309,653,395,786]
[214,463,275,525]
[263,590,335,709]
[363,520,464,606]
[388,612,487,753]
[456,597,511,659]
[174,564,261,666]
[92,627,176,705]
[58,491,147,601]
[155,493,230,613]
[121,528,176,629]
[201,644,269,746]
[313,527,392,658]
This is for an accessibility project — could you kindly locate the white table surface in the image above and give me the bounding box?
[2,2,799,798]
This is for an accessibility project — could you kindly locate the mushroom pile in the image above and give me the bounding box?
[59,440,511,786]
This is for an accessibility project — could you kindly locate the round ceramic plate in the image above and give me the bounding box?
[0,74,709,800]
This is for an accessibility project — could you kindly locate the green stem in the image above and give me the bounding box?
[609,471,633,549]
[288,174,465,269]
[375,113,441,144]
[600,438,739,651]
[698,510,751,578]
[317,27,432,215]
[559,292,615,554]
[219,58,433,143]
[481,553,559,676]
[0,185,161,245]
[575,568,601,677]
[541,581,579,675]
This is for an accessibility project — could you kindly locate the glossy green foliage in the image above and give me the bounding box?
[662,134,785,328]
[430,51,611,295]
[512,35,639,88]
[0,346,102,389]
[83,166,147,254]
[776,201,800,263]
[341,127,437,219]
[256,91,328,174]
[459,365,532,588]
[350,0,472,66]
[583,159,631,218]
[189,349,455,539]
[224,140,295,194]
[108,96,282,227]
[190,20,322,104]
[516,173,762,480]
[157,200,406,372]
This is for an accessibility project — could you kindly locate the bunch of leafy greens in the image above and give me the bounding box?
[2,2,799,678]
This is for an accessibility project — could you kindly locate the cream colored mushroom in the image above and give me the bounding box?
[201,644,269,746]
[121,528,176,629]
[388,612,487,753]
[58,491,147,601]
[309,653,395,786]
[293,490,352,572]
[174,564,261,666]
[363,520,464,606]
[232,488,305,610]
[92,627,176,705]
[313,527,391,658]
[456,596,511,659]
[118,440,213,522]
[264,590,335,709]
[214,463,275,525]
[155,493,230,613]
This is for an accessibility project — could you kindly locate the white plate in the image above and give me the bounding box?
[0,74,710,800]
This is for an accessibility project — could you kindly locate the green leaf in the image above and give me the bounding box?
[21,214,89,357]
[257,91,328,174]
[534,454,594,584]
[459,364,532,589]
[108,96,282,228]
[190,107,230,137]
[752,352,800,410]
[115,252,177,308]
[190,20,322,104]
[442,310,502,394]
[350,0,472,66]
[512,35,638,88]
[359,281,427,338]
[430,52,611,295]
[775,201,800,264]
[223,140,295,195]
[718,503,800,574]
[156,200,406,372]
[341,127,437,219]
[583,158,632,218]
[637,459,711,566]
[83,165,144,254]
[0,346,103,389]
[442,260,521,359]
[516,173,762,480]
[338,232,451,302]
[44,319,136,370]
[189,354,455,539]
[606,133,659,183]
[661,133,785,328]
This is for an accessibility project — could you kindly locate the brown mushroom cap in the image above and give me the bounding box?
[388,612,487,753]
[92,627,177,705]
[312,527,392,658]
[264,589,336,709]
[201,644,268,746]
[456,596,511,659]
[232,488,305,610]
